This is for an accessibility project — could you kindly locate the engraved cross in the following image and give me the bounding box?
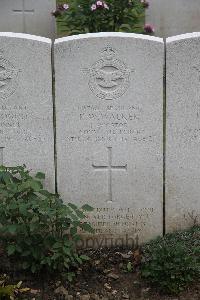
[92,147,127,203]
[12,0,35,33]
[0,147,4,165]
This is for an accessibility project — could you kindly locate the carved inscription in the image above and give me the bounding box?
[86,207,155,234]
[0,104,44,143]
[66,104,155,144]
[174,99,200,144]
[0,51,19,100]
[83,46,132,100]
[92,147,127,203]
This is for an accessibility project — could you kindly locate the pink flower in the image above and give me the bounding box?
[91,1,109,11]
[63,3,69,10]
[91,4,97,11]
[51,3,69,16]
[144,23,155,33]
[96,1,103,6]
[103,2,109,9]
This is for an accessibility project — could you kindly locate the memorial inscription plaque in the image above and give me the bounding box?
[0,33,55,190]
[55,33,164,246]
[166,33,200,232]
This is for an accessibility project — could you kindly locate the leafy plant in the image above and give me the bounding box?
[0,165,94,280]
[126,261,133,272]
[54,0,148,36]
[0,274,29,300]
[141,226,200,294]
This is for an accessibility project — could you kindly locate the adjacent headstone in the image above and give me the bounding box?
[55,33,164,247]
[0,32,55,190]
[146,0,200,38]
[0,0,56,39]
[166,33,200,232]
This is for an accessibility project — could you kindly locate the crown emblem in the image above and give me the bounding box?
[101,46,116,60]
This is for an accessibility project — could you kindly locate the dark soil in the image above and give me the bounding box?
[0,245,199,300]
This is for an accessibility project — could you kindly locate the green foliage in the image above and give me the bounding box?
[55,0,145,36]
[0,274,29,300]
[141,226,200,294]
[0,165,94,279]
[126,261,133,272]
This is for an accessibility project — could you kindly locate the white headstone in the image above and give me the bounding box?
[55,33,164,247]
[146,0,200,38]
[0,33,55,190]
[166,33,200,232]
[0,0,56,39]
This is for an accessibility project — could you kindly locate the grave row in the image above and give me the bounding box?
[0,32,199,247]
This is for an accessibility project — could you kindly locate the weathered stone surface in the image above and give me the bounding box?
[166,33,200,232]
[0,32,54,190]
[146,0,200,38]
[55,33,164,246]
[0,0,56,39]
